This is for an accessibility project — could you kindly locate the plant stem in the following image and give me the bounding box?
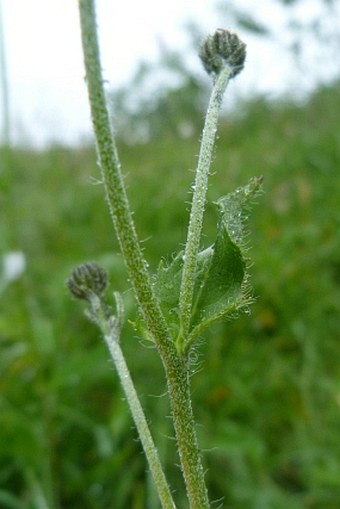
[78,1,210,506]
[178,66,232,348]
[78,0,166,340]
[91,295,176,509]
[97,295,209,508]
[113,354,173,509]
[165,355,210,508]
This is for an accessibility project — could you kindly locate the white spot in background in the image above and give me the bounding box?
[2,251,26,282]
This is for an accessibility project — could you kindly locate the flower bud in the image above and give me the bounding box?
[199,29,246,78]
[67,262,108,301]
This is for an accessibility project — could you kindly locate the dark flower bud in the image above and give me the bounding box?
[67,262,108,301]
[199,29,246,78]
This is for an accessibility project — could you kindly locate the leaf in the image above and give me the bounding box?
[187,176,263,348]
[190,216,246,328]
[154,177,263,352]
[153,253,183,338]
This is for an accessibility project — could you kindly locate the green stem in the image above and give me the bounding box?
[165,355,210,508]
[92,295,176,509]
[178,66,232,348]
[78,0,166,341]
[78,1,210,506]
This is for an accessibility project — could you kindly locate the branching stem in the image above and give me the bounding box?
[78,1,210,507]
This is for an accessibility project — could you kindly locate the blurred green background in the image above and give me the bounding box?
[1,80,339,508]
[1,2,340,506]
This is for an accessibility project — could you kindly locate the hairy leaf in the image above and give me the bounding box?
[154,177,262,352]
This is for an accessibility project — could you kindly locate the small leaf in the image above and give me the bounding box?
[154,177,262,352]
[153,254,183,338]
[186,177,262,347]
[190,218,246,330]
[216,175,263,246]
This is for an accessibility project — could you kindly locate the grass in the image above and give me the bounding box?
[1,81,340,508]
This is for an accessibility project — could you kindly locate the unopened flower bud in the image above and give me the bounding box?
[199,29,246,78]
[67,262,108,301]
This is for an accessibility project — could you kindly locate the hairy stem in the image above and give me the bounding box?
[78,1,210,506]
[178,66,232,348]
[165,356,210,508]
[91,295,176,509]
[78,0,166,340]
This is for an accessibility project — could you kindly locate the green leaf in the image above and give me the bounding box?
[187,177,263,348]
[153,253,183,338]
[190,218,246,329]
[154,177,263,352]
